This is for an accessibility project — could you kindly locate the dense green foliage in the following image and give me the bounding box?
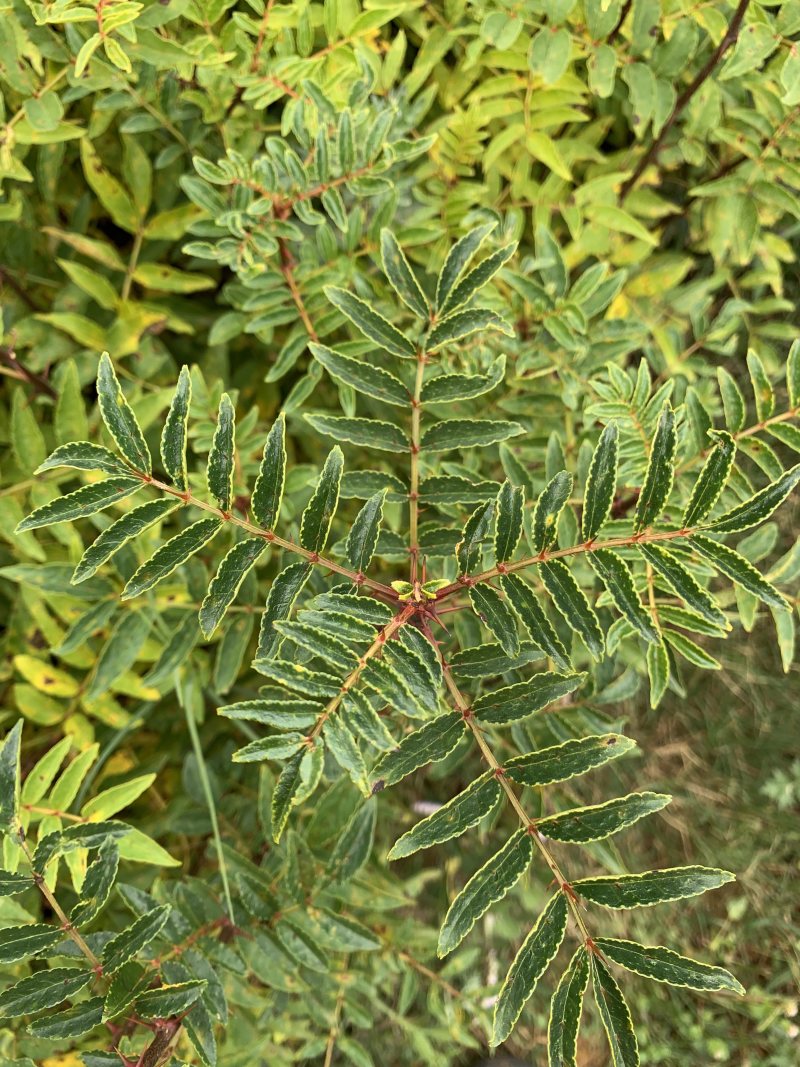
[2,1,800,1065]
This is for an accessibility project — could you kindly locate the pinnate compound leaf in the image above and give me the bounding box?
[121,517,222,600]
[592,957,639,1067]
[72,498,179,583]
[534,471,573,553]
[325,285,415,357]
[200,537,266,638]
[682,430,736,527]
[689,534,789,610]
[371,712,465,790]
[709,463,800,534]
[300,447,343,552]
[35,442,128,476]
[495,480,524,562]
[548,947,589,1067]
[473,671,585,724]
[589,549,659,643]
[594,939,744,994]
[0,967,93,1018]
[537,792,671,843]
[573,865,735,909]
[311,343,409,406]
[427,308,513,350]
[160,365,191,491]
[251,414,286,529]
[422,418,524,453]
[208,393,235,512]
[582,423,618,541]
[388,774,501,860]
[634,403,676,532]
[0,720,23,835]
[436,222,496,310]
[380,229,429,318]
[97,353,150,473]
[16,477,142,532]
[505,734,636,787]
[469,584,520,657]
[346,490,386,572]
[541,560,604,659]
[492,892,568,1045]
[502,574,572,672]
[438,829,533,957]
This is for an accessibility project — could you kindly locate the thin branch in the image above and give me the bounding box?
[608,0,633,44]
[618,0,751,203]
[409,349,427,584]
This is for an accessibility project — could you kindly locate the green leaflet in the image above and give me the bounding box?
[505,734,636,787]
[634,402,676,532]
[251,414,286,530]
[343,691,395,752]
[35,441,128,476]
[160,365,191,491]
[637,543,728,627]
[97,353,151,474]
[371,712,465,790]
[72,498,179,583]
[709,463,800,534]
[306,414,409,452]
[326,797,375,882]
[589,549,660,644]
[310,343,409,406]
[595,939,744,994]
[788,338,800,408]
[103,904,171,974]
[232,733,307,762]
[144,615,198,687]
[437,829,533,957]
[324,718,369,795]
[491,893,568,1046]
[689,534,789,610]
[200,537,267,638]
[208,393,235,512]
[300,446,344,552]
[379,644,436,715]
[0,871,31,896]
[388,773,501,860]
[16,477,142,532]
[252,658,339,697]
[346,490,386,572]
[574,865,735,908]
[0,924,64,964]
[0,967,93,1018]
[473,671,585,724]
[469,584,520,657]
[0,720,22,834]
[664,629,721,670]
[548,947,589,1067]
[427,308,513,350]
[538,791,671,843]
[21,735,72,806]
[255,561,312,660]
[421,355,506,404]
[495,480,524,562]
[121,516,222,600]
[540,559,605,659]
[219,699,320,730]
[441,242,517,316]
[135,980,206,1020]
[325,285,416,357]
[717,366,746,432]
[271,745,310,842]
[380,229,429,318]
[86,610,151,699]
[275,621,358,671]
[449,640,543,677]
[682,430,736,527]
[501,573,572,672]
[747,349,774,420]
[422,418,524,453]
[456,499,495,575]
[592,957,639,1067]
[28,995,104,1040]
[70,840,119,926]
[582,422,618,541]
[300,608,375,644]
[436,222,496,310]
[533,471,573,553]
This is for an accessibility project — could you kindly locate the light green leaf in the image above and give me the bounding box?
[438,829,533,957]
[121,517,222,600]
[300,447,344,551]
[492,893,568,1045]
[634,403,676,532]
[325,286,416,357]
[97,353,151,474]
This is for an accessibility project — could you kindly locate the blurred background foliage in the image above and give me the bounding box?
[1,0,799,1064]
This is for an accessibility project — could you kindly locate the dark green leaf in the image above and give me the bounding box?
[327,798,375,882]
[160,365,191,490]
[388,774,501,860]
[300,447,343,551]
[541,560,605,659]
[97,353,150,473]
[634,403,676,532]
[207,393,235,512]
[689,534,789,610]
[0,924,64,964]
[441,242,517,316]
[469,584,520,657]
[574,865,736,909]
[548,947,589,1067]
[456,500,495,575]
[103,905,171,974]
[72,498,179,584]
[200,537,266,638]
[346,491,386,572]
[474,671,584,725]
[506,734,636,787]
[422,418,524,452]
[682,430,736,527]
[0,720,23,835]
[427,308,513,350]
[534,471,573,553]
[71,840,119,926]
[255,561,312,659]
[271,746,310,842]
[86,610,151,698]
[592,957,639,1067]
[589,549,659,643]
[717,367,746,433]
[0,967,93,1018]
[436,222,496,311]
[421,356,506,404]
[637,543,728,627]
[710,464,800,534]
[502,573,572,672]
[310,343,409,406]
[17,477,142,532]
[495,480,524,562]
[325,285,416,358]
[595,939,744,994]
[380,229,429,318]
[121,517,222,600]
[538,791,671,843]
[35,442,127,476]
[28,996,104,1039]
[371,712,465,790]
[135,980,206,1020]
[582,423,618,541]
[251,414,287,530]
[324,718,369,795]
